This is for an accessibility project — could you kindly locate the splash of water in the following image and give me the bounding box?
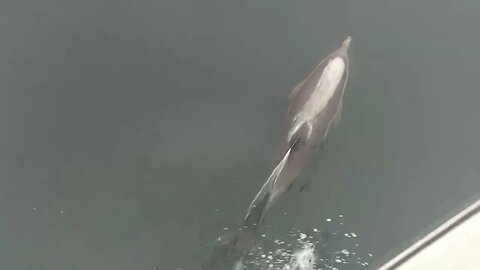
[283,243,316,270]
[237,216,373,270]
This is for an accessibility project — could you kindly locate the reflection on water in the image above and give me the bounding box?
[204,216,373,270]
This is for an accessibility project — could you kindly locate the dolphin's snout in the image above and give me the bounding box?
[342,36,352,50]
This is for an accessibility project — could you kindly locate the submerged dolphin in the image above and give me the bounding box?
[202,37,352,269]
[244,36,352,229]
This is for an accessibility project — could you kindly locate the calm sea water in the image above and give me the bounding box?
[1,0,480,269]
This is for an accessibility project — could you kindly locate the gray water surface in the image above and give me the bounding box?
[1,0,480,269]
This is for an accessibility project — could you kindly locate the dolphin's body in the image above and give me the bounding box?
[244,36,352,229]
[202,37,352,270]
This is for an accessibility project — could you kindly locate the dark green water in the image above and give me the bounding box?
[1,0,480,269]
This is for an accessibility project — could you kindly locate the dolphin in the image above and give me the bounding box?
[244,36,352,230]
[201,37,352,269]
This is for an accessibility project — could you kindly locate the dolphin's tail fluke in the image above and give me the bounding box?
[202,142,299,270]
[242,186,271,232]
[243,144,294,232]
[201,230,255,270]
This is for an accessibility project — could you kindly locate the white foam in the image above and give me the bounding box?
[241,218,372,270]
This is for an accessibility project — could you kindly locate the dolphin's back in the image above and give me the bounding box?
[287,50,349,147]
